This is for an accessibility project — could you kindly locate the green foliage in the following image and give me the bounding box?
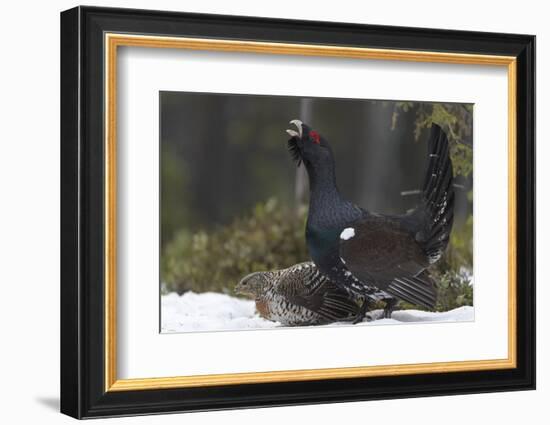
[444,213,473,272]
[392,102,474,178]
[433,269,473,312]
[162,198,309,294]
[433,214,473,310]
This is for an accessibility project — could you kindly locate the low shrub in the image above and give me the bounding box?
[162,198,473,311]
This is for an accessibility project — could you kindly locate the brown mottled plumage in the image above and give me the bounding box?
[235,262,368,326]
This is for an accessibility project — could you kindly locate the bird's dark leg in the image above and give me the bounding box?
[383,298,398,319]
[353,298,370,324]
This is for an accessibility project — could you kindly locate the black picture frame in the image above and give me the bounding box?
[61,5,535,419]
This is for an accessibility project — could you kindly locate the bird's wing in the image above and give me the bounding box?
[339,216,437,308]
[275,264,361,322]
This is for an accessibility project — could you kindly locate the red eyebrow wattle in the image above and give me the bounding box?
[310,130,320,144]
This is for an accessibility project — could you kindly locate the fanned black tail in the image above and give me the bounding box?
[416,124,455,264]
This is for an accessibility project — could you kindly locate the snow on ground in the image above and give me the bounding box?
[161,291,474,333]
[161,292,277,332]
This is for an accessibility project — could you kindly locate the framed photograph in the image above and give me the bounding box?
[60,6,535,419]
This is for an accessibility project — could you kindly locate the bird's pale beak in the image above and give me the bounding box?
[286,129,299,138]
[286,119,303,138]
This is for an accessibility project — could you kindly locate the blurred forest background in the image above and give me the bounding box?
[160,92,473,311]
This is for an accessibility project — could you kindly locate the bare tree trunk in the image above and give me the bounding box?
[358,102,396,212]
[294,98,312,210]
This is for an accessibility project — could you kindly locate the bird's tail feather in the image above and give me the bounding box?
[417,124,455,263]
[387,271,437,309]
[317,288,363,322]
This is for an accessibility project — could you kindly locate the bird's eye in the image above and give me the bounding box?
[309,130,321,145]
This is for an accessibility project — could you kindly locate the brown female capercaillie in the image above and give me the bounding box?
[235,262,375,326]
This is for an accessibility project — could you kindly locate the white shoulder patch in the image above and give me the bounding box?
[340,227,355,240]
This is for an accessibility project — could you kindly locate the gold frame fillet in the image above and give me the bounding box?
[104,33,517,392]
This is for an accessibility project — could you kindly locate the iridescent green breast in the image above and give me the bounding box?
[305,224,342,263]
